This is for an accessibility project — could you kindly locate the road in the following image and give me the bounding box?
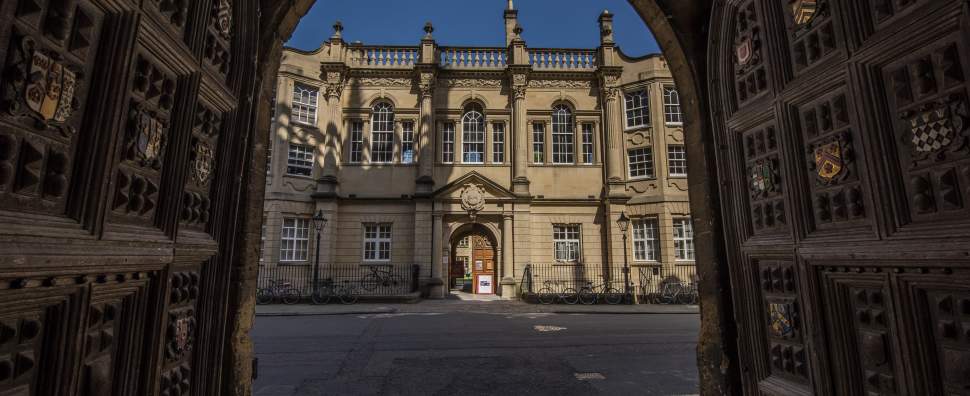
[252,311,699,396]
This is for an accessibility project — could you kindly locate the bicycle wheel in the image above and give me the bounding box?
[281,288,301,305]
[578,288,597,305]
[537,287,556,305]
[360,273,379,291]
[310,288,331,305]
[677,290,698,305]
[339,286,358,304]
[255,288,273,305]
[561,288,580,305]
[604,288,624,305]
[388,274,405,288]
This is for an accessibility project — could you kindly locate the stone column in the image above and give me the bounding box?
[429,213,445,298]
[508,24,531,196]
[500,213,516,299]
[416,24,437,195]
[600,71,626,197]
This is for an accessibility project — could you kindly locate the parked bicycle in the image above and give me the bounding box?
[359,265,405,292]
[310,278,359,305]
[256,279,301,305]
[537,280,579,305]
[658,281,698,305]
[577,279,625,305]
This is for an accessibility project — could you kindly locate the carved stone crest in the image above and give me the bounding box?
[192,141,213,185]
[3,37,81,135]
[460,183,487,221]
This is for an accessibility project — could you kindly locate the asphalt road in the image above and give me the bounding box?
[252,312,699,396]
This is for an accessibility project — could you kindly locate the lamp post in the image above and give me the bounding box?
[311,210,328,295]
[616,211,631,303]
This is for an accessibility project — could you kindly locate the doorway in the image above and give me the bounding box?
[450,232,496,295]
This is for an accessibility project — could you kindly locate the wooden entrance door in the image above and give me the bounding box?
[0,0,249,394]
[712,0,970,394]
[470,235,495,294]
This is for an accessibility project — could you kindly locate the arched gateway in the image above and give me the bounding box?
[0,1,967,395]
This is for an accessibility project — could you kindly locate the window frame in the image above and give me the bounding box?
[286,143,314,177]
[552,224,582,263]
[401,120,415,164]
[349,120,364,163]
[672,218,695,261]
[667,144,688,177]
[291,83,319,127]
[442,122,455,164]
[461,104,486,164]
[362,223,392,263]
[370,102,395,164]
[663,86,684,126]
[627,147,655,180]
[581,123,594,165]
[623,89,650,129]
[551,104,575,164]
[279,217,310,263]
[632,218,660,262]
[532,122,545,164]
[492,122,505,164]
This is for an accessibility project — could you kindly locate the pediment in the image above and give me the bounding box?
[433,171,515,201]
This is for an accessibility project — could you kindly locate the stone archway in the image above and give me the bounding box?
[230,1,734,395]
[447,222,501,296]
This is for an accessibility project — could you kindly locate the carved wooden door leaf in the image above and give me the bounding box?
[0,0,241,395]
[714,0,970,394]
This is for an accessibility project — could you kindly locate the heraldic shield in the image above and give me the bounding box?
[22,38,78,125]
[814,141,843,182]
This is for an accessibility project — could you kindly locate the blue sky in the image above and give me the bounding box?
[286,0,660,56]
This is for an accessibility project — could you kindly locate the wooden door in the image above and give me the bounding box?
[0,0,251,395]
[470,235,495,294]
[712,0,970,394]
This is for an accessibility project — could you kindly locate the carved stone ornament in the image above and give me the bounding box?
[3,37,81,135]
[215,0,232,39]
[443,78,501,88]
[324,71,345,99]
[418,73,436,97]
[349,77,411,87]
[512,74,527,86]
[192,141,213,185]
[528,79,592,89]
[460,183,487,221]
[512,86,527,100]
[903,96,968,163]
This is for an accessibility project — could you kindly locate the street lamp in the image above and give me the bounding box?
[616,212,631,303]
[311,210,328,296]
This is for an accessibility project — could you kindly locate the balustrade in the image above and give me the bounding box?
[528,49,597,70]
[349,46,419,68]
[439,47,508,69]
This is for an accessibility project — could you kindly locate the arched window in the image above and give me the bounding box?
[551,104,574,164]
[624,90,649,128]
[370,102,394,163]
[291,83,318,125]
[663,86,683,125]
[461,103,485,163]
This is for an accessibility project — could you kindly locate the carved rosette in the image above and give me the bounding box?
[460,183,487,221]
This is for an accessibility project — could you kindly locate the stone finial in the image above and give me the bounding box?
[507,0,514,10]
[332,21,343,38]
[513,24,523,36]
[424,22,434,38]
[601,9,612,17]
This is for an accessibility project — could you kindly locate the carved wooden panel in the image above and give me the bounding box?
[109,51,177,229]
[0,0,103,216]
[180,103,222,231]
[742,124,788,235]
[759,261,809,385]
[924,289,970,394]
[733,0,769,106]
[883,37,970,231]
[782,0,839,74]
[0,314,44,395]
[203,0,233,81]
[160,268,201,395]
[143,0,189,41]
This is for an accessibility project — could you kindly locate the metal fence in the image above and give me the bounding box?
[256,264,420,302]
[519,263,698,305]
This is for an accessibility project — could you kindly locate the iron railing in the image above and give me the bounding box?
[520,263,698,304]
[635,265,699,304]
[256,264,420,302]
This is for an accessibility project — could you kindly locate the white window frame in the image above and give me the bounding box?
[279,217,310,262]
[442,122,455,163]
[532,122,545,164]
[362,223,392,262]
[632,219,660,262]
[349,121,363,163]
[581,123,594,165]
[624,89,650,129]
[492,122,505,164]
[370,103,394,164]
[402,121,415,164]
[668,144,687,177]
[628,147,654,179]
[461,105,486,164]
[673,218,695,261]
[291,83,318,126]
[286,143,313,176]
[663,86,683,126]
[553,224,581,263]
[551,104,575,164]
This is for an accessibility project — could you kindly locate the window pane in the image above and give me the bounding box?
[279,217,310,262]
[632,219,660,261]
[551,105,574,164]
[581,123,594,165]
[663,86,683,124]
[442,123,455,163]
[667,145,687,176]
[363,223,392,262]
[492,123,505,163]
[552,224,581,262]
[628,147,654,179]
[533,123,545,164]
[371,103,394,163]
[402,121,414,164]
[286,144,313,176]
[624,90,649,128]
[292,84,318,125]
[462,105,485,163]
[673,218,695,261]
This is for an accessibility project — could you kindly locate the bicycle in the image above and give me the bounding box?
[536,280,579,305]
[577,279,625,305]
[658,281,697,304]
[310,278,359,305]
[256,279,301,305]
[360,265,404,292]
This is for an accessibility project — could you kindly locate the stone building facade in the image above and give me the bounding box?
[260,3,695,298]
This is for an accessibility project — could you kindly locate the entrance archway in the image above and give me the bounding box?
[448,223,500,296]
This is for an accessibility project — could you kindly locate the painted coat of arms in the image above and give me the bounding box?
[790,0,820,27]
[175,317,192,353]
[4,37,81,135]
[905,98,967,164]
[768,303,795,338]
[134,109,166,169]
[192,142,213,185]
[215,0,232,39]
[736,37,753,67]
[750,160,776,197]
[813,140,844,183]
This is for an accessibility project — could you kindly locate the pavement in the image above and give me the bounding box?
[255,294,699,317]
[252,311,700,396]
